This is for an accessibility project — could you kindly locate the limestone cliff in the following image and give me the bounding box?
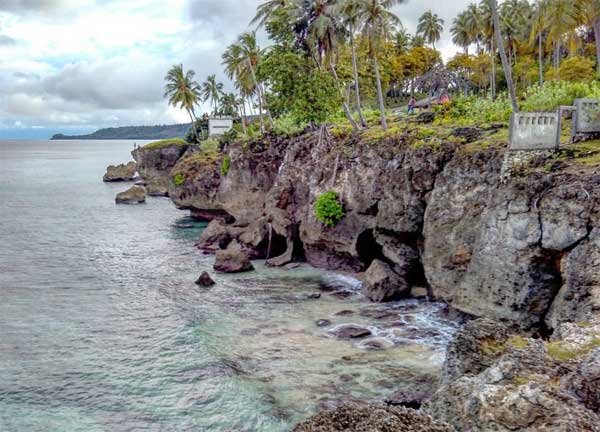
[133,127,600,331]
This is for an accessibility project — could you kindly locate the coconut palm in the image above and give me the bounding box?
[545,0,579,72]
[577,0,600,73]
[464,3,483,52]
[294,0,360,130]
[490,0,519,112]
[451,12,473,54]
[357,0,405,131]
[163,64,201,142]
[478,0,497,98]
[417,10,444,49]
[334,0,368,127]
[201,75,224,116]
[529,0,547,85]
[251,0,291,27]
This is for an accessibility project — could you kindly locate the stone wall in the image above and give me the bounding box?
[573,99,600,134]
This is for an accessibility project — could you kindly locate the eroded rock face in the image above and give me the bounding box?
[132,142,189,180]
[426,319,600,432]
[115,185,146,204]
[156,127,600,329]
[103,161,137,182]
[213,247,254,273]
[363,260,410,302]
[293,404,453,432]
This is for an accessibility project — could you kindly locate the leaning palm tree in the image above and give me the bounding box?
[417,10,444,49]
[163,64,201,142]
[490,0,518,112]
[464,3,483,53]
[201,75,224,116]
[357,0,405,131]
[478,0,497,98]
[451,12,473,54]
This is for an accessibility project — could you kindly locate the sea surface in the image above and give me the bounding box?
[0,140,459,431]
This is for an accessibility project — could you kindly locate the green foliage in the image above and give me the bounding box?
[273,114,306,137]
[258,46,341,125]
[185,118,208,144]
[439,95,513,125]
[172,173,185,186]
[220,155,231,176]
[314,191,344,228]
[143,137,189,150]
[521,81,600,112]
[548,57,596,83]
[200,138,219,152]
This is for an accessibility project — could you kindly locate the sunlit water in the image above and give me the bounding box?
[0,140,459,431]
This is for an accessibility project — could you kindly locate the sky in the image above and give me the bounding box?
[0,0,471,139]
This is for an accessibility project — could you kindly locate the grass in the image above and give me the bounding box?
[142,137,188,150]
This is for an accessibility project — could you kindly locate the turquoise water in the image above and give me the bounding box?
[0,140,458,431]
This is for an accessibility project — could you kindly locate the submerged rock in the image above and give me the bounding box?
[195,271,215,287]
[115,185,146,204]
[384,377,439,409]
[103,161,137,182]
[293,403,453,432]
[213,248,254,273]
[329,324,372,339]
[363,260,410,302]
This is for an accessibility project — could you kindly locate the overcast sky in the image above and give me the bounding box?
[0,0,471,139]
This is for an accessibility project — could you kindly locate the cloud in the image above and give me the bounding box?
[0,34,16,45]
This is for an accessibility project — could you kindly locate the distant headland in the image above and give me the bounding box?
[50,123,191,140]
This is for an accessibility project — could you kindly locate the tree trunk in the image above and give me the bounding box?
[491,0,518,113]
[330,62,360,131]
[491,36,496,99]
[350,28,367,128]
[555,39,561,76]
[239,98,248,134]
[247,58,265,133]
[187,109,200,143]
[373,56,387,131]
[539,33,544,86]
[594,17,600,75]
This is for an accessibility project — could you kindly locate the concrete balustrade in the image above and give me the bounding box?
[509,112,561,151]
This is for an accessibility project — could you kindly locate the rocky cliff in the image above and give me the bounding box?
[133,126,600,331]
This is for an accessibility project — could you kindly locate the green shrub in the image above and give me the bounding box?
[172,173,185,186]
[521,80,600,112]
[221,155,231,176]
[200,138,219,152]
[314,191,344,228]
[273,114,306,137]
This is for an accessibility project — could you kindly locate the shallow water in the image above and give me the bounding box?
[0,140,458,431]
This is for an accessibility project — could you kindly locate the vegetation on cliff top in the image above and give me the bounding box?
[142,137,189,150]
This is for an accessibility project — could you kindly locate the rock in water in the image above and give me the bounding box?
[363,260,410,302]
[195,271,215,287]
[293,403,453,432]
[146,178,169,197]
[213,249,254,273]
[103,161,137,182]
[115,185,146,204]
[330,324,372,339]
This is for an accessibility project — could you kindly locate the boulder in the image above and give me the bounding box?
[329,324,372,339]
[426,320,600,432]
[293,403,453,432]
[451,127,483,143]
[363,260,410,302]
[115,185,146,204]
[213,248,254,273]
[385,377,439,409]
[416,111,435,124]
[103,161,137,182]
[195,271,216,287]
[146,178,169,197]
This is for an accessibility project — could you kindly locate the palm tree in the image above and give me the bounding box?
[490,0,518,112]
[478,0,496,98]
[251,0,291,27]
[295,0,360,130]
[202,75,224,116]
[451,12,472,54]
[335,0,368,127]
[163,64,201,142]
[417,10,444,49]
[464,3,483,52]
[357,0,405,131]
[529,0,547,85]
[577,0,600,74]
[545,0,579,73]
